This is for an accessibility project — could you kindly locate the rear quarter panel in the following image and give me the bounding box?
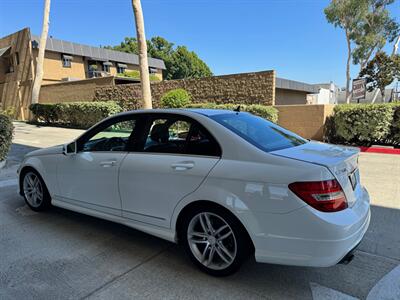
[171,156,334,236]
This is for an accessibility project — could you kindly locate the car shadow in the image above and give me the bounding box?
[21,202,399,300]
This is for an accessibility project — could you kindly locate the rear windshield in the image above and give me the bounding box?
[210,112,308,152]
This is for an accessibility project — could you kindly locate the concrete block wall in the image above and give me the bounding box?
[274,104,335,140]
[38,77,114,104]
[94,70,276,109]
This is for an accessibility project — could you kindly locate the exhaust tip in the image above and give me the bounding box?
[339,253,355,265]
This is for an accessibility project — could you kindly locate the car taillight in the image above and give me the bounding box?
[288,179,347,212]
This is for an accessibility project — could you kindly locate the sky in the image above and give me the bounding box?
[0,0,399,87]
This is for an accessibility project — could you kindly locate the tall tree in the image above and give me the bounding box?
[108,37,139,54]
[352,0,399,71]
[169,46,212,79]
[131,0,152,109]
[31,0,51,105]
[359,51,400,100]
[325,0,369,103]
[105,36,212,80]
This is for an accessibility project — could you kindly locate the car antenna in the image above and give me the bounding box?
[234,105,241,113]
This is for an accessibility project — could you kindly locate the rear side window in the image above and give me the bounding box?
[186,124,221,157]
[210,113,307,152]
[142,116,221,157]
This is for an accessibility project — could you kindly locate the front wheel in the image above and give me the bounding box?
[22,170,51,212]
[180,206,252,276]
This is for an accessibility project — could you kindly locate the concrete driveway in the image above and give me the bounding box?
[0,122,399,299]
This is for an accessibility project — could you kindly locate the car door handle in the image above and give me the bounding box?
[100,160,117,167]
[171,162,195,171]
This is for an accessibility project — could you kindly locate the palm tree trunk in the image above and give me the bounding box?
[131,0,152,109]
[345,30,352,104]
[31,0,50,105]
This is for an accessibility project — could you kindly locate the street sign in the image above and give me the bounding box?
[352,78,366,101]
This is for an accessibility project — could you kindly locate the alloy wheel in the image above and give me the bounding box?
[23,172,44,208]
[187,212,237,270]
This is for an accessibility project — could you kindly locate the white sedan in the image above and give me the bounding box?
[18,109,370,276]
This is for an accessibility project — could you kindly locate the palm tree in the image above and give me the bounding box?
[31,0,51,105]
[131,0,152,109]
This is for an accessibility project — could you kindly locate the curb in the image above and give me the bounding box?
[358,146,400,155]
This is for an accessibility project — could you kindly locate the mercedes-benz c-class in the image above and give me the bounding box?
[18,109,370,276]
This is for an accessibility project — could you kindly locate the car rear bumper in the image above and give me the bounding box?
[251,186,371,267]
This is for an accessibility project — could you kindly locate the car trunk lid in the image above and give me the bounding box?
[271,141,361,207]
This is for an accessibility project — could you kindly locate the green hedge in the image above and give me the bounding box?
[0,114,13,162]
[327,103,400,146]
[29,101,122,129]
[186,103,278,123]
[160,89,191,108]
[391,104,400,143]
[117,70,160,82]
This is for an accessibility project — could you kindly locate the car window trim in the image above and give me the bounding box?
[125,151,222,159]
[76,114,144,153]
[137,113,222,157]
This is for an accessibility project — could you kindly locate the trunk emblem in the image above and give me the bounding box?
[336,167,347,175]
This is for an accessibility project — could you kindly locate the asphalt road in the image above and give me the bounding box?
[0,122,399,299]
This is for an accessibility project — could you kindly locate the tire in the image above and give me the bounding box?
[179,205,252,276]
[21,169,51,212]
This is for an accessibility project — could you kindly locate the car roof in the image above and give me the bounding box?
[185,108,238,116]
[114,108,238,117]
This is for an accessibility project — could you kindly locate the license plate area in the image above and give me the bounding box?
[349,169,359,190]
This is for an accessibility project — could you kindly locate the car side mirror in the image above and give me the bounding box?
[63,141,77,156]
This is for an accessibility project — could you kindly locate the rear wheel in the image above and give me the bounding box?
[180,205,251,276]
[22,170,51,211]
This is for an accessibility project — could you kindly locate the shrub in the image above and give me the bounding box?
[0,114,13,162]
[160,89,191,108]
[30,103,61,124]
[118,70,160,82]
[150,74,161,82]
[121,70,140,79]
[0,107,16,119]
[29,101,122,129]
[327,103,400,146]
[389,103,400,145]
[186,103,278,123]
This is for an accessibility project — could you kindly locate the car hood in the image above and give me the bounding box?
[270,141,359,168]
[25,145,64,158]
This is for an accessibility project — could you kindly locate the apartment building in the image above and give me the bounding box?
[0,28,166,119]
[30,34,165,84]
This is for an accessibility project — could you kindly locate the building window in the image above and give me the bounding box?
[103,62,112,73]
[7,57,14,73]
[149,67,157,74]
[117,63,127,74]
[62,55,72,68]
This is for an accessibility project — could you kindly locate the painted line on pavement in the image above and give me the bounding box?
[310,282,359,300]
[366,265,400,300]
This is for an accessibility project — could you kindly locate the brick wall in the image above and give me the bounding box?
[94,70,276,109]
[274,104,335,140]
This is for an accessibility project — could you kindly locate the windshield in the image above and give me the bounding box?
[210,112,308,152]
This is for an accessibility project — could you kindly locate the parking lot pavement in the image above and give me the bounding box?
[1,123,399,299]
